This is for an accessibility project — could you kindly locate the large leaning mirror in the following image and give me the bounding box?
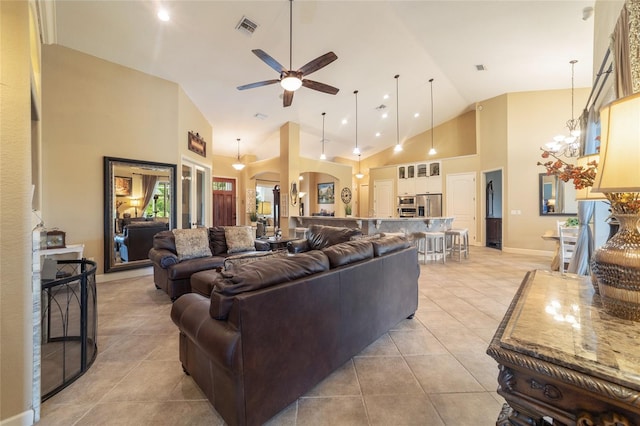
[539,173,578,216]
[104,157,177,273]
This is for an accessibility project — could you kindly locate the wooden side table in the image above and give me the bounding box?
[487,270,640,425]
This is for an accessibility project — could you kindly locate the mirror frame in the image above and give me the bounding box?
[103,157,177,273]
[538,173,577,216]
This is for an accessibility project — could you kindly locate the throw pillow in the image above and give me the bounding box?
[223,250,288,271]
[224,226,255,254]
[172,228,212,261]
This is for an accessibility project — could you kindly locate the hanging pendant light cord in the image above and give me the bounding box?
[395,75,400,145]
[430,78,435,150]
[355,90,359,151]
[322,112,326,156]
[236,138,241,161]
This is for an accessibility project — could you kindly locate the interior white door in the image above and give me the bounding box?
[446,172,477,244]
[359,183,369,217]
[374,179,394,218]
[181,160,211,229]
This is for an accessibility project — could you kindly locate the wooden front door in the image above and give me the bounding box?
[212,178,236,226]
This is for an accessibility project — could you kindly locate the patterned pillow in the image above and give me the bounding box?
[172,228,212,261]
[224,226,255,254]
[223,250,289,271]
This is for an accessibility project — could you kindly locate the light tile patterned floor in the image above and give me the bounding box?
[38,247,550,425]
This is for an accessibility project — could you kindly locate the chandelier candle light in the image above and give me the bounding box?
[589,92,640,321]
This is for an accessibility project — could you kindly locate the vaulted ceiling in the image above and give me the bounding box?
[51,1,596,161]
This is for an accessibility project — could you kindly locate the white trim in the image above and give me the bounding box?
[502,246,553,257]
[0,409,35,426]
[35,0,57,45]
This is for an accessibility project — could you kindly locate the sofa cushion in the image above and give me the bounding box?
[173,228,212,261]
[306,224,362,250]
[153,230,177,252]
[224,226,255,254]
[209,226,228,255]
[191,269,222,297]
[210,251,330,320]
[372,235,411,257]
[321,240,374,268]
[223,250,289,271]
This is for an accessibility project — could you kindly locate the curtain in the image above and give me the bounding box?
[568,201,595,276]
[140,175,159,216]
[613,3,632,98]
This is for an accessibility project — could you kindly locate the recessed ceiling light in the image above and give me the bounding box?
[381,113,388,119]
[375,132,381,137]
[342,118,348,125]
[157,9,170,21]
[383,94,389,100]
[414,112,420,118]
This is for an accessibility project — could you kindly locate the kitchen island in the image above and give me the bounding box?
[288,216,454,236]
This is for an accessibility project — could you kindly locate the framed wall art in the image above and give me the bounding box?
[317,182,335,204]
[188,131,207,157]
[115,176,132,197]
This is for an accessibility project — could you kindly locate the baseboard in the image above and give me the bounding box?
[96,266,153,283]
[0,410,35,426]
[502,246,553,257]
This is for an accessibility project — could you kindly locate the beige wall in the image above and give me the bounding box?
[1,1,35,422]
[41,45,212,274]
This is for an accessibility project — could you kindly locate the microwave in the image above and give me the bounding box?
[397,195,416,207]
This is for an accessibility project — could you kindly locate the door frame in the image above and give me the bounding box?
[180,156,212,229]
[445,172,477,245]
[481,167,504,247]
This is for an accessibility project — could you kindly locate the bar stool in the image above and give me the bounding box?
[445,228,469,261]
[424,231,446,264]
[410,232,427,264]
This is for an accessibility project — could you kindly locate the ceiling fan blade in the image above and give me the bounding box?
[297,52,338,76]
[237,79,280,91]
[301,79,339,95]
[283,90,294,107]
[252,49,287,74]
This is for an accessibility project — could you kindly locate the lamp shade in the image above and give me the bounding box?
[258,201,271,215]
[591,92,640,193]
[575,154,606,201]
[129,198,141,207]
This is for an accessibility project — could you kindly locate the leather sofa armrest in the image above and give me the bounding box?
[148,248,178,268]
[170,293,241,371]
[254,239,270,252]
[287,239,310,254]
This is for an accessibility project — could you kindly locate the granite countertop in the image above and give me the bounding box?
[496,269,640,391]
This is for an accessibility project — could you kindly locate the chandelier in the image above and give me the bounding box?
[545,60,581,157]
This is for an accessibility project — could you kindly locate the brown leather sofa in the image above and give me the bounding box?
[171,235,419,426]
[115,221,169,262]
[148,227,270,300]
[286,224,362,253]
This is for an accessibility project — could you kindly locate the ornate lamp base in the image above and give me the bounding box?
[591,214,640,321]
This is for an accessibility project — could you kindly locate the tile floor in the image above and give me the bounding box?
[38,246,550,425]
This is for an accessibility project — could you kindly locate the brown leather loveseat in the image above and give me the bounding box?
[170,235,419,426]
[148,226,270,300]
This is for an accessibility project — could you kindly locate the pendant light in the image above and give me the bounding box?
[320,112,327,160]
[544,60,581,157]
[352,90,361,155]
[394,74,403,152]
[428,78,437,156]
[355,155,364,179]
[232,138,245,170]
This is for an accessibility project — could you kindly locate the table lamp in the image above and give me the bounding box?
[129,198,141,217]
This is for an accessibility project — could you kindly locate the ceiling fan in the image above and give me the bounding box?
[237,0,339,107]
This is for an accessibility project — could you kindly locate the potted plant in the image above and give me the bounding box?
[344,203,352,217]
[249,211,258,226]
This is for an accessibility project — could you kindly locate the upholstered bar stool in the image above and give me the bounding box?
[445,228,469,261]
[424,231,446,264]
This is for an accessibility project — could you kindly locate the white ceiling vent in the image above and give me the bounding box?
[236,16,258,36]
[475,64,486,71]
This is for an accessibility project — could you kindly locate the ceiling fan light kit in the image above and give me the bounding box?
[237,0,339,107]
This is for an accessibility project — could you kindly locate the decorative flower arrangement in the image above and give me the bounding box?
[538,149,640,214]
